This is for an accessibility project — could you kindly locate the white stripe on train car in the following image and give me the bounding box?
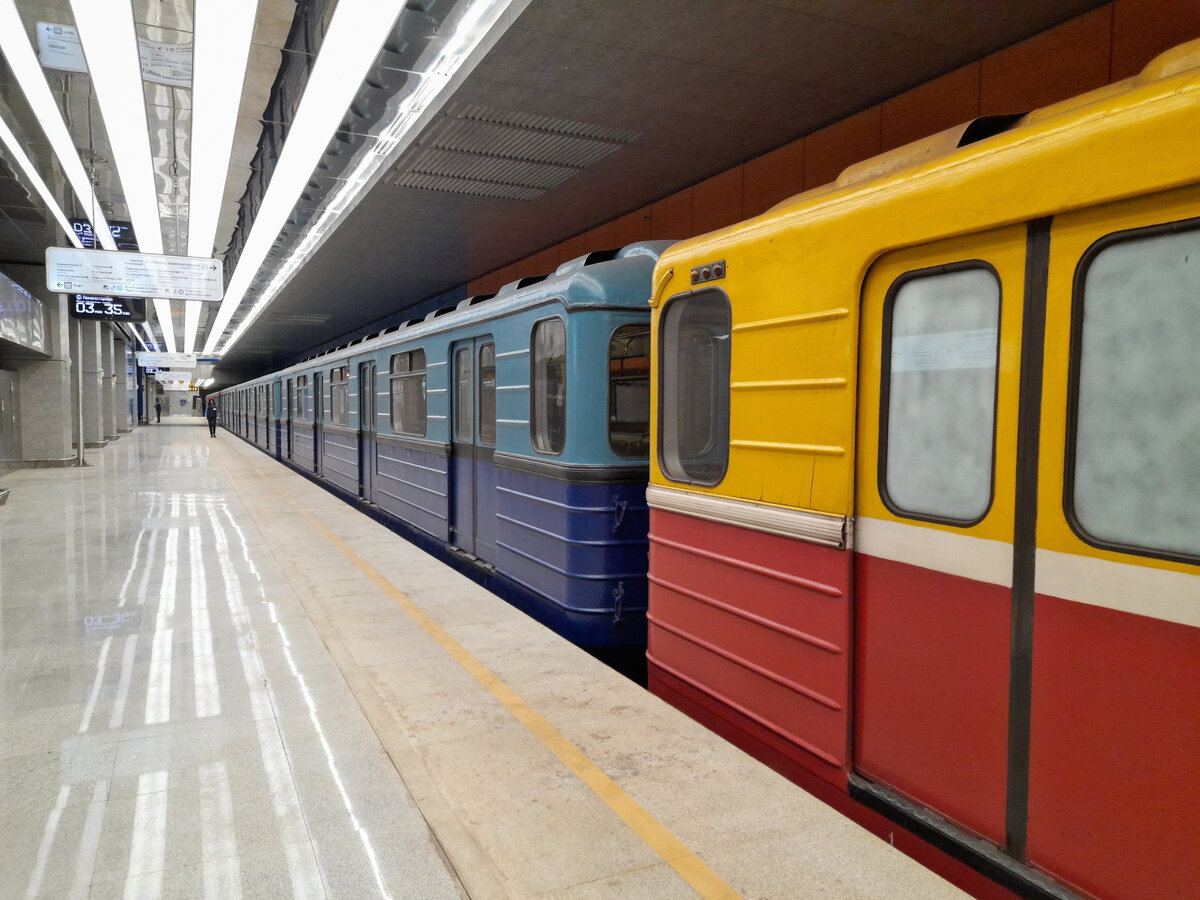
[1035,549,1199,628]
[854,517,1014,588]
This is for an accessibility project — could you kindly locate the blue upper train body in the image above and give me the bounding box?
[218,241,671,647]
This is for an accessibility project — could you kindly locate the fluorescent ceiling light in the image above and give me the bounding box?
[203,0,407,353]
[69,0,176,353]
[0,114,83,248]
[211,0,519,356]
[185,0,258,353]
[0,1,117,251]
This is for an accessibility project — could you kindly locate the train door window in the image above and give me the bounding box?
[659,290,730,485]
[454,347,472,442]
[609,324,650,458]
[880,265,1000,523]
[479,342,496,447]
[389,351,427,435]
[295,375,309,420]
[1067,222,1200,560]
[330,366,349,425]
[531,317,566,454]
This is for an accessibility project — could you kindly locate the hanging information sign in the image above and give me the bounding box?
[46,248,223,301]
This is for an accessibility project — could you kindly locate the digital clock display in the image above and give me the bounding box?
[69,294,148,323]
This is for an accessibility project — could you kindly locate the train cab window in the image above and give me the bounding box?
[608,324,650,458]
[390,350,427,436]
[881,265,1000,523]
[329,367,349,425]
[479,343,496,447]
[531,318,566,454]
[1069,222,1200,560]
[659,290,730,485]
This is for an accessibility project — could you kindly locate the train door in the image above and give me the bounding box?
[285,378,294,460]
[448,337,497,563]
[254,387,259,443]
[265,384,272,452]
[852,223,1032,852]
[312,371,323,475]
[358,362,376,498]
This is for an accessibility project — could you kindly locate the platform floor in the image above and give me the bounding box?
[0,421,966,899]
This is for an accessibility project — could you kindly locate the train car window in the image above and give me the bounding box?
[531,318,566,454]
[296,374,309,421]
[389,351,427,436]
[880,265,999,524]
[608,324,650,458]
[454,347,472,442]
[479,343,496,447]
[330,366,349,426]
[659,290,730,484]
[1067,222,1200,561]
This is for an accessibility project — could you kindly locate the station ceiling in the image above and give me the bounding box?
[0,0,1102,379]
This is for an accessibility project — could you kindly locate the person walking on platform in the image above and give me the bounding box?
[154,399,162,423]
[206,398,218,438]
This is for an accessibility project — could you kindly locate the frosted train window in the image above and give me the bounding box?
[531,318,566,454]
[1070,223,1200,560]
[659,290,730,485]
[881,266,1000,523]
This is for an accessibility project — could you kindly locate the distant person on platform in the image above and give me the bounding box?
[155,400,162,423]
[206,399,218,438]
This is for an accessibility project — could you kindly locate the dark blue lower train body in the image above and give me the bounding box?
[217,241,670,649]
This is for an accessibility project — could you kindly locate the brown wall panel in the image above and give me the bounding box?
[804,106,881,190]
[611,208,654,247]
[882,64,981,152]
[742,139,804,219]
[471,3,1200,290]
[981,8,1113,115]
[651,189,693,241]
[692,169,744,236]
[1111,0,1200,79]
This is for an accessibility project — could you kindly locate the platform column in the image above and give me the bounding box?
[14,290,74,465]
[101,328,116,441]
[114,335,133,432]
[70,319,106,448]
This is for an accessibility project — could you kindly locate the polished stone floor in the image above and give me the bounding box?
[1,421,462,899]
[1,420,966,900]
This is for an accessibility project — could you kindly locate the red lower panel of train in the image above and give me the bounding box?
[1027,593,1200,900]
[853,553,1012,846]
[646,508,853,788]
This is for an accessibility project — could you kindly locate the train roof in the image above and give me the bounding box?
[655,38,1200,276]
[223,240,673,386]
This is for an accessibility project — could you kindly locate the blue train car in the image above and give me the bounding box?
[217,241,671,647]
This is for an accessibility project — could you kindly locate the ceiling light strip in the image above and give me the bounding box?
[211,0,522,356]
[203,0,408,353]
[186,0,259,353]
[0,1,118,251]
[0,115,83,248]
[69,0,175,353]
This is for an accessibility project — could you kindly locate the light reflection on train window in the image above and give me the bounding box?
[608,324,650,458]
[389,351,426,436]
[659,290,730,485]
[531,318,566,454]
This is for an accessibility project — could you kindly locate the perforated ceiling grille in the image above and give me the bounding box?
[392,105,639,200]
[261,312,333,326]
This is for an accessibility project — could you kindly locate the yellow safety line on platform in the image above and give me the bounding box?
[280,489,743,900]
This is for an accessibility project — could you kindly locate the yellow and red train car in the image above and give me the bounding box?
[647,39,1200,900]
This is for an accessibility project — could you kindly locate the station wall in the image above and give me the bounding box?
[468,0,1200,295]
